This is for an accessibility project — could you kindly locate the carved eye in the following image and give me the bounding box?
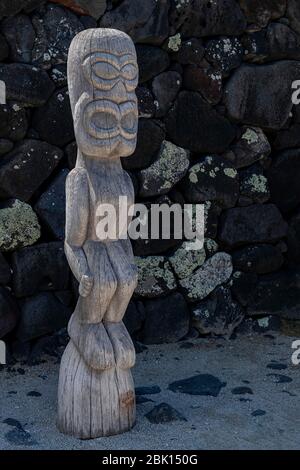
[121,63,138,81]
[93,62,119,80]
[121,111,137,132]
[92,112,117,131]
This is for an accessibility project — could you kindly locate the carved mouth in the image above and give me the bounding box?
[84,99,138,140]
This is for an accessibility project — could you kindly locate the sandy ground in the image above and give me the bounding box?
[0,333,299,450]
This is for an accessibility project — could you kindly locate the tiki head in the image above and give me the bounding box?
[68,29,138,159]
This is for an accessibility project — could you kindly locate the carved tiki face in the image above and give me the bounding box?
[68,29,139,159]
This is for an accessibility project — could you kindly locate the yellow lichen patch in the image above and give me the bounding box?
[168,33,182,52]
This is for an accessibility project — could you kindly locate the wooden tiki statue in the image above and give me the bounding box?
[57,29,139,438]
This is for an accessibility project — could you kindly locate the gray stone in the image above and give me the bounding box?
[166,91,235,153]
[5,427,37,447]
[0,287,19,338]
[168,37,204,64]
[140,292,189,344]
[123,301,145,337]
[0,140,63,201]
[232,244,284,274]
[183,61,222,105]
[192,286,244,338]
[135,256,177,298]
[32,87,74,146]
[231,271,258,307]
[0,64,55,107]
[34,169,68,240]
[53,0,107,19]
[139,140,190,197]
[274,123,300,151]
[136,385,161,395]
[252,410,266,417]
[0,139,13,155]
[168,374,226,397]
[236,315,280,335]
[145,403,187,423]
[287,210,300,265]
[179,252,233,302]
[0,199,40,252]
[1,14,35,63]
[0,253,11,285]
[247,269,300,320]
[136,45,170,83]
[12,242,69,298]
[239,164,270,205]
[132,195,183,256]
[31,4,84,69]
[239,0,286,29]
[181,155,239,209]
[122,119,165,170]
[204,201,222,239]
[0,33,9,61]
[205,37,243,75]
[16,292,72,341]
[50,64,67,88]
[0,1,44,19]
[224,62,300,130]
[152,71,182,117]
[243,23,300,63]
[267,373,292,384]
[287,0,300,35]
[0,103,29,142]
[226,127,271,169]
[100,0,169,45]
[219,204,288,247]
[169,0,246,38]
[136,87,156,118]
[169,241,206,280]
[268,149,300,213]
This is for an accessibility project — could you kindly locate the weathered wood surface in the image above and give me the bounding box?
[57,28,139,439]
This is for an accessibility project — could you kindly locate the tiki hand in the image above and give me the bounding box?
[79,274,93,297]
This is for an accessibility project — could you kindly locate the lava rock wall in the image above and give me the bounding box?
[0,0,299,362]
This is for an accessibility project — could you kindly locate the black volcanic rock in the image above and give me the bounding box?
[0,140,63,201]
[219,204,288,247]
[166,91,235,153]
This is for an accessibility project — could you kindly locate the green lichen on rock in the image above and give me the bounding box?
[257,317,270,329]
[169,241,206,279]
[223,167,237,179]
[204,238,219,255]
[179,252,233,302]
[139,140,190,197]
[183,156,239,208]
[135,256,177,297]
[0,199,41,252]
[168,33,182,52]
[240,167,270,204]
[242,128,259,145]
[241,173,269,198]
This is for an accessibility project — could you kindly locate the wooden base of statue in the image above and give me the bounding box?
[57,336,135,438]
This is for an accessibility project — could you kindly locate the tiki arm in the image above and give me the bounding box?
[64,167,92,296]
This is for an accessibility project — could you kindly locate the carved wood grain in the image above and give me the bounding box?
[57,28,139,439]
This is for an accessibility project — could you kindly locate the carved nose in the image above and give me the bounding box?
[112,80,128,102]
